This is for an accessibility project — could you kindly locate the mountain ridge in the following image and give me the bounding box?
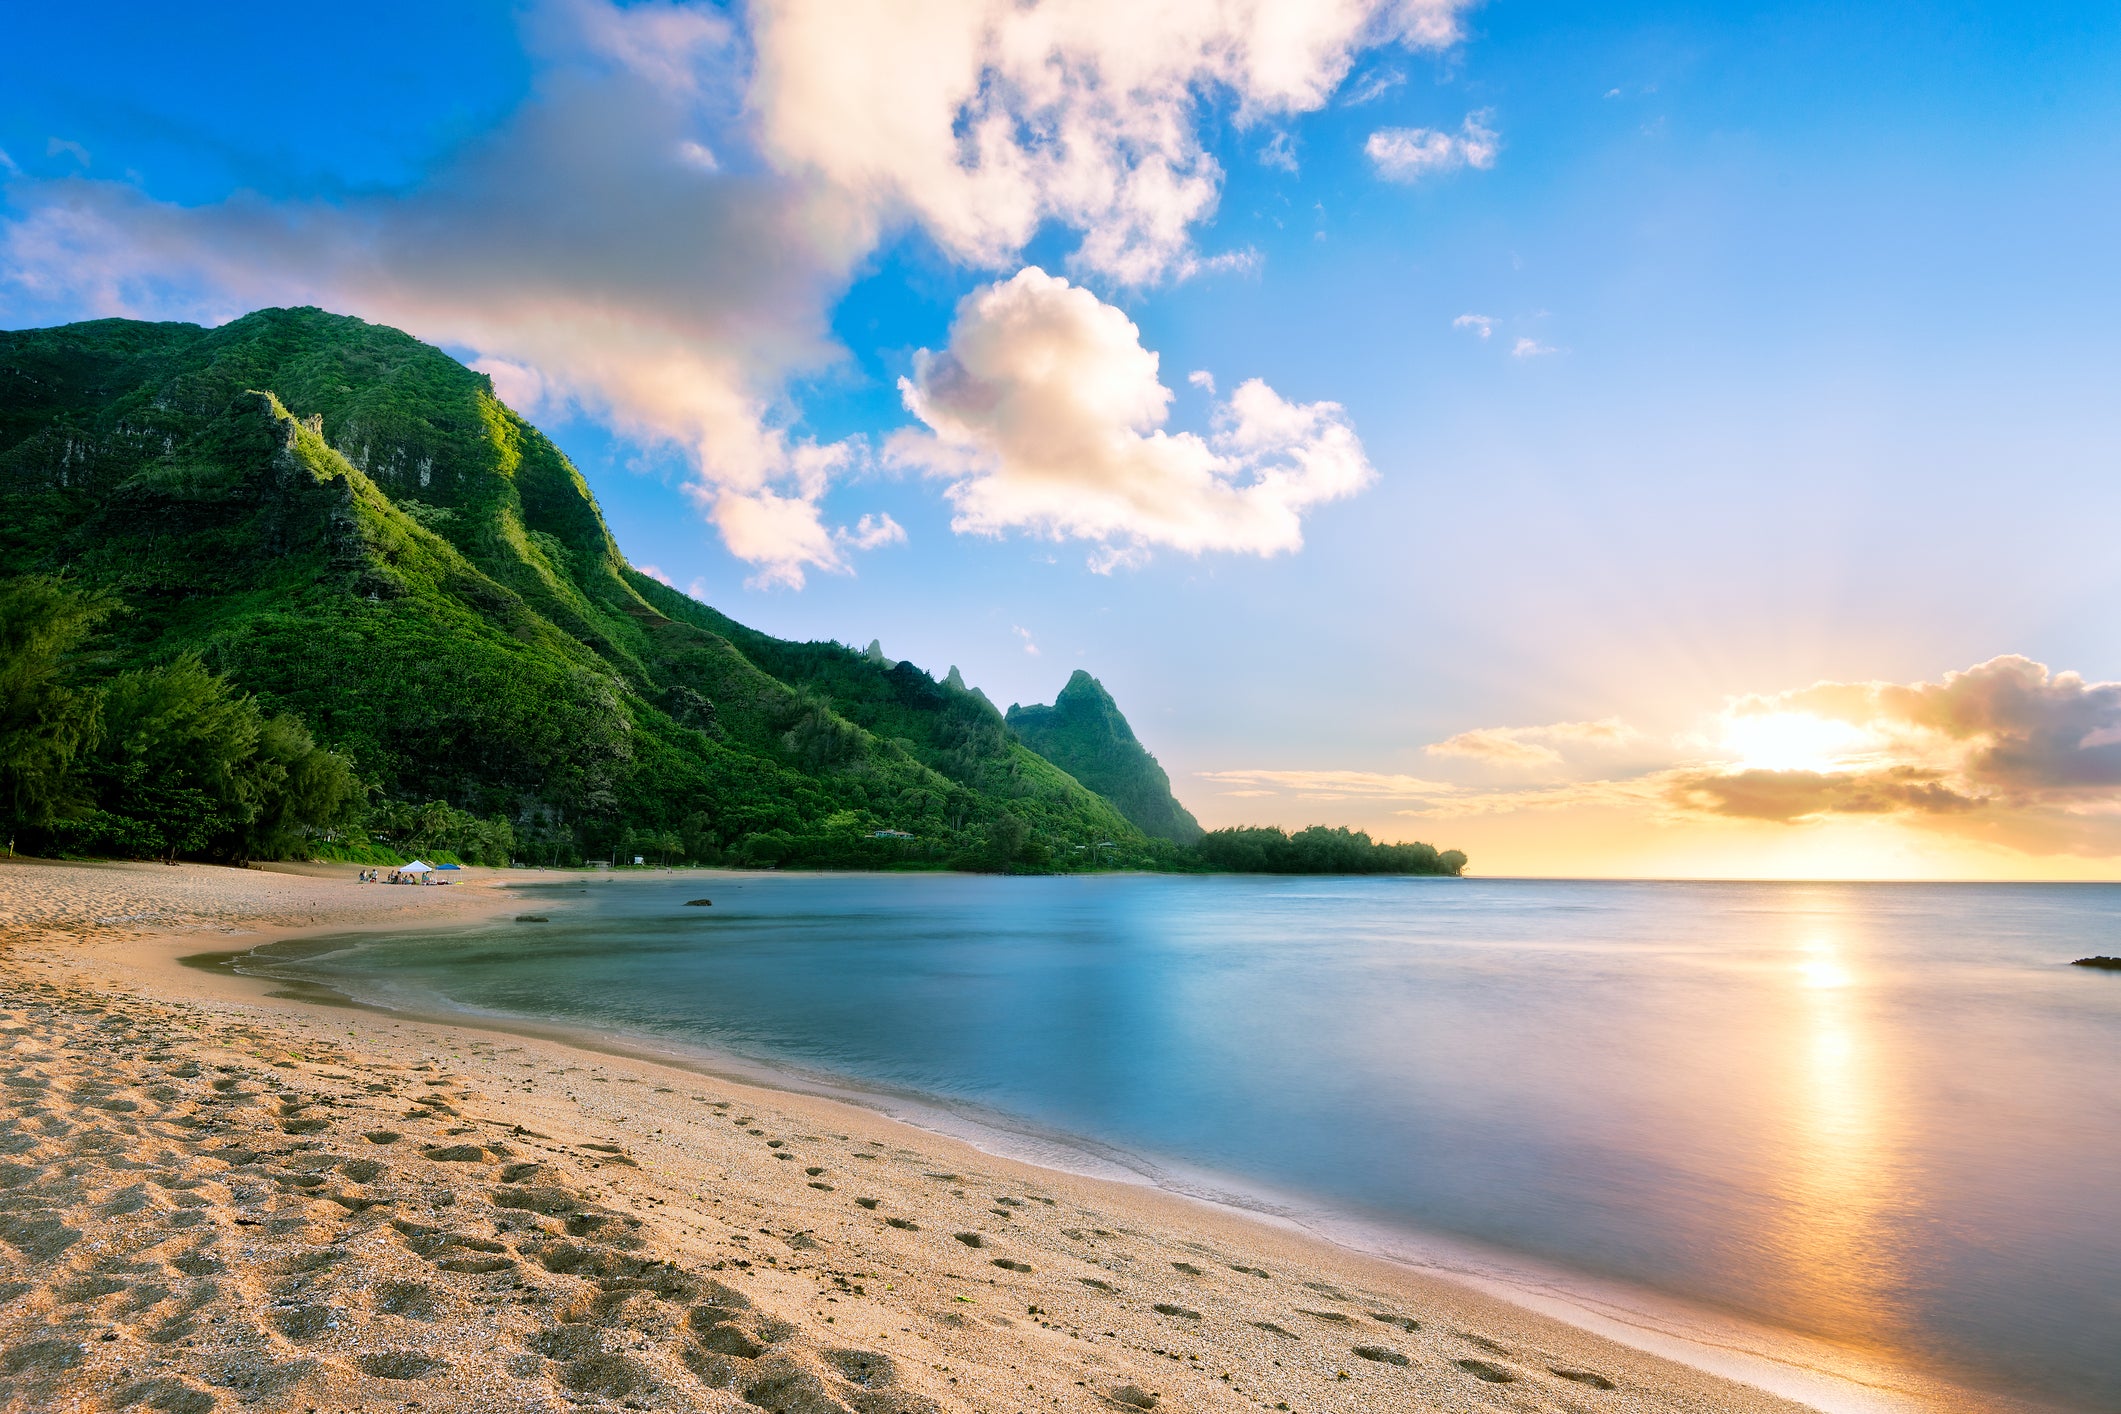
[1007,670,1204,844]
[0,305,1462,877]
[0,307,1149,869]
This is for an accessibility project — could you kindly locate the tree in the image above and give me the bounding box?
[0,576,113,849]
[243,713,365,860]
[73,655,362,862]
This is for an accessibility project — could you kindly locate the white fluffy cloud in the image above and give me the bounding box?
[1365,110,1498,181]
[890,267,1374,568]
[1,0,1469,584]
[753,0,1465,283]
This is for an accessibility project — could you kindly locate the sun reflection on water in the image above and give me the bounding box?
[1759,910,1913,1354]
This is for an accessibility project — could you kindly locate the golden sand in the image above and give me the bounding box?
[0,857,1810,1414]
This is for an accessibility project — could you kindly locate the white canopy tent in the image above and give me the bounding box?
[399,861,433,875]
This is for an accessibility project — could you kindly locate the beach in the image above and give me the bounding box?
[0,858,1822,1414]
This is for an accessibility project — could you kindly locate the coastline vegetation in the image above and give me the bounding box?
[1195,825,1466,876]
[0,307,1464,878]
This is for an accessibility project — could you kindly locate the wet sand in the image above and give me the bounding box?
[0,857,1819,1413]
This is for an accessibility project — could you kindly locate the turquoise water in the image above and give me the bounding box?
[261,875,2121,1409]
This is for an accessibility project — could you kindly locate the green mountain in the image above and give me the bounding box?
[0,307,1153,870]
[1007,671,1203,844]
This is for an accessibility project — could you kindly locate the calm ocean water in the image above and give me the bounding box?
[254,875,2121,1410]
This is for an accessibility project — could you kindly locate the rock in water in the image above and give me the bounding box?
[685,899,713,907]
[2070,956,2121,970]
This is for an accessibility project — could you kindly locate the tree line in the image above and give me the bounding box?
[1192,825,1466,876]
[1,574,1464,877]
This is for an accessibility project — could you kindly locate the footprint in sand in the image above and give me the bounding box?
[1457,1357,1518,1383]
[1552,1366,1618,1389]
[357,1350,448,1380]
[270,1303,341,1339]
[374,1279,441,1319]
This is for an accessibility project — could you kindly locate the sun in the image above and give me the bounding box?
[1718,711,1879,774]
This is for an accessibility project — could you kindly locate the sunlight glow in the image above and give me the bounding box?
[1719,711,1879,774]
[1764,918,1908,1350]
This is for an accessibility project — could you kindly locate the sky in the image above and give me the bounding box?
[6,0,2121,879]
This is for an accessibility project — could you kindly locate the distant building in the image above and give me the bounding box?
[871,829,915,839]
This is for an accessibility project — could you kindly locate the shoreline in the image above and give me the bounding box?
[0,859,2010,1413]
[194,912,2017,1414]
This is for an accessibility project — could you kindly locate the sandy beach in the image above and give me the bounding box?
[0,858,1818,1414]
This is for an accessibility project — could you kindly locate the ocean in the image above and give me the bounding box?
[238,874,2121,1411]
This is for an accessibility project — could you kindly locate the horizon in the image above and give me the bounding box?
[7,0,2120,880]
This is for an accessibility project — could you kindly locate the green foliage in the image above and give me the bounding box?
[1194,825,1467,876]
[1006,670,1203,844]
[0,306,1465,878]
[366,799,515,867]
[61,653,361,863]
[0,575,111,840]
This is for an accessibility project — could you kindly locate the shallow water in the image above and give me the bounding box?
[265,874,2121,1409]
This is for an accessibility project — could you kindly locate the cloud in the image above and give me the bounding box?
[636,563,676,587]
[1430,731,1562,768]
[1716,655,2121,802]
[1664,767,1980,824]
[1452,313,1492,339]
[1218,658,2121,857]
[1365,110,1498,182]
[1013,625,1040,656]
[1511,337,1556,358]
[2,4,875,588]
[890,267,1375,567]
[470,357,553,416]
[1200,769,1463,800]
[1187,369,1216,395]
[1342,67,1407,106]
[839,512,906,551]
[1258,132,1300,174]
[752,0,1469,284]
[45,138,90,168]
[2,0,1468,584]
[1427,718,1638,767]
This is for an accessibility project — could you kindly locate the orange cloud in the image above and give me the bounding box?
[1425,717,1638,767]
[1218,658,2121,863]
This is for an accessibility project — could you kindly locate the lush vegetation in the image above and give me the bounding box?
[1006,670,1203,844]
[1195,825,1466,876]
[0,307,1464,877]
[1,575,361,861]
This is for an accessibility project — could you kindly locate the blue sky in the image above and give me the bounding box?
[8,0,2121,876]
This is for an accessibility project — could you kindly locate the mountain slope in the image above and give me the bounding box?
[1007,671,1204,844]
[0,307,1150,869]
